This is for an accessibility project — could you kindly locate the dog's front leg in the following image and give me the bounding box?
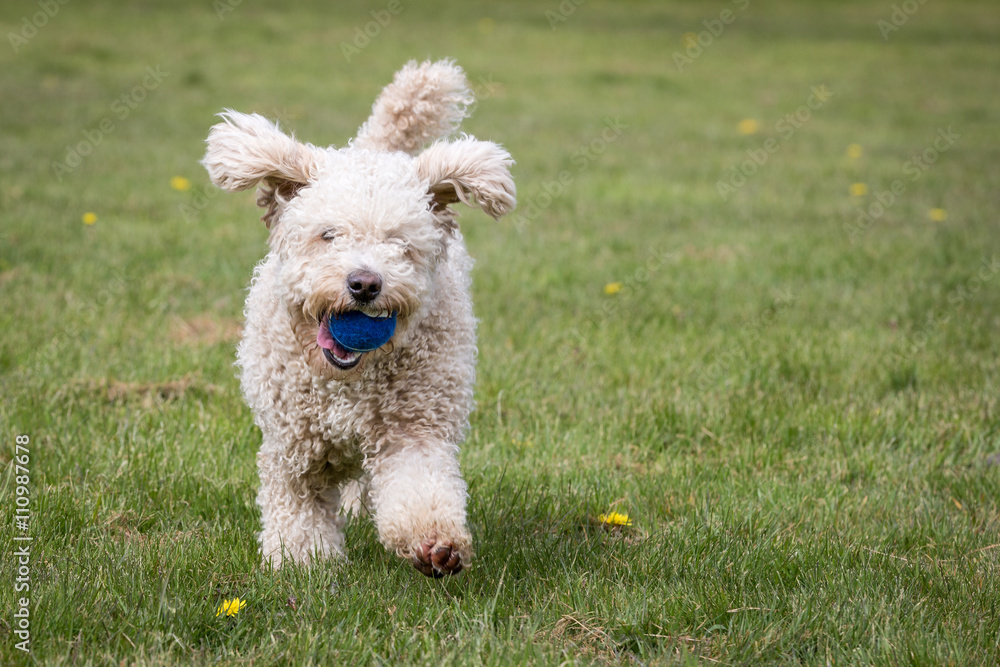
[366,439,472,577]
[256,447,346,568]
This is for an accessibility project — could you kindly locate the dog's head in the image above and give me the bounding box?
[202,61,515,376]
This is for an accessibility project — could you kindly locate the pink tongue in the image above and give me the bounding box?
[317,316,335,350]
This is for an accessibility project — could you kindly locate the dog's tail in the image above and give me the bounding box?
[353,59,473,155]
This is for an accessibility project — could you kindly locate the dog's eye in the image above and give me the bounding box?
[387,237,411,254]
[321,229,337,241]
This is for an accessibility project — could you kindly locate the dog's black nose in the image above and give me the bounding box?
[347,270,383,303]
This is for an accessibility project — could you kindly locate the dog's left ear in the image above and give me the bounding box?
[202,110,323,228]
[416,137,516,227]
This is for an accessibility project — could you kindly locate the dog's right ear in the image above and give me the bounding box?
[202,110,323,228]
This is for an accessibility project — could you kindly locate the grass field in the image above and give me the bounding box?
[2,0,999,664]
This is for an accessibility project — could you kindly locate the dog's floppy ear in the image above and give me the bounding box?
[355,59,473,155]
[202,110,323,228]
[415,137,516,228]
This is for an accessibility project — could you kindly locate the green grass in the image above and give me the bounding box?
[2,0,999,664]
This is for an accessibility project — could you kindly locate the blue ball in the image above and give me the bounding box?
[328,311,397,352]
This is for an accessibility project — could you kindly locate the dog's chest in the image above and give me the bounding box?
[310,380,367,446]
[309,371,400,460]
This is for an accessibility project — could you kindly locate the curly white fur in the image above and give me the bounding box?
[201,60,515,576]
[354,59,473,155]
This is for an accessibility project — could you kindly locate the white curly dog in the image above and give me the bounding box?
[202,60,515,577]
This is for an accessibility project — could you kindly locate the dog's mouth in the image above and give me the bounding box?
[317,313,363,369]
[316,308,396,370]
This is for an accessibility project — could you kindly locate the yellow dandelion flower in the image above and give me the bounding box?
[737,119,759,135]
[597,512,632,527]
[82,212,97,225]
[216,598,245,617]
[846,144,863,159]
[478,17,495,35]
[681,32,698,48]
[849,183,868,197]
[604,282,623,295]
[929,208,947,222]
[170,176,192,192]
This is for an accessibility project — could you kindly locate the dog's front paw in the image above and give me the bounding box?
[412,538,465,578]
